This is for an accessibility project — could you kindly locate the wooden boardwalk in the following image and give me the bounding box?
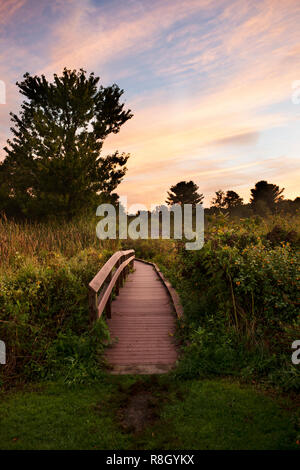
[105,260,178,374]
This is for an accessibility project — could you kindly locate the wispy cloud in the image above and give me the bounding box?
[0,0,299,205]
[0,0,26,26]
[210,132,260,147]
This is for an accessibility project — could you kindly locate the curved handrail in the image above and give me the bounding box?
[88,249,135,322]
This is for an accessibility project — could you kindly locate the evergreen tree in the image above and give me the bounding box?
[2,68,133,218]
[166,181,204,206]
[250,180,284,214]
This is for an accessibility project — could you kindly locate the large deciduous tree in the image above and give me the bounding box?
[211,190,243,210]
[2,68,133,218]
[211,190,226,209]
[224,190,243,209]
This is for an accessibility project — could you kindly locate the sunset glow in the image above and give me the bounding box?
[1,0,299,206]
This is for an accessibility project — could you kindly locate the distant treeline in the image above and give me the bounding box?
[164,180,299,217]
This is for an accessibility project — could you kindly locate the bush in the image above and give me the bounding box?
[42,320,110,385]
[0,248,111,385]
[138,215,300,391]
[265,225,299,248]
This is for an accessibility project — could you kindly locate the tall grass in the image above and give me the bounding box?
[0,216,121,270]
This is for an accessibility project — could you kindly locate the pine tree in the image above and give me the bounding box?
[166,181,204,206]
[2,68,133,218]
[250,180,284,214]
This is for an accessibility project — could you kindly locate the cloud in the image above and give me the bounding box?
[0,0,299,205]
[40,0,217,77]
[210,132,260,147]
[0,0,26,26]
[118,155,300,208]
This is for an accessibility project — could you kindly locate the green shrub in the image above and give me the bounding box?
[144,215,300,391]
[0,248,110,385]
[42,320,110,385]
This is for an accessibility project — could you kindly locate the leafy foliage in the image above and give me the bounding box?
[134,214,300,391]
[211,189,243,209]
[0,248,111,385]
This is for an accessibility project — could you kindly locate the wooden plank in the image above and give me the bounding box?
[135,258,184,318]
[104,260,179,373]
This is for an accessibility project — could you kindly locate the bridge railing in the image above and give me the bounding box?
[88,249,135,322]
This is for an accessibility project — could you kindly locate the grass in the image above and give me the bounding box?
[0,375,298,450]
[0,216,120,270]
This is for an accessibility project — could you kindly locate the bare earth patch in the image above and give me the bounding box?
[116,379,169,434]
[120,391,158,433]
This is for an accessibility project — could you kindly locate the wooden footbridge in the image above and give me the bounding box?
[88,250,183,374]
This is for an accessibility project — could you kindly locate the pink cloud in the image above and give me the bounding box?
[0,0,26,26]
[1,0,300,205]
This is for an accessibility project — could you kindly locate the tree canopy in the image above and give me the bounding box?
[224,190,243,208]
[166,180,204,206]
[211,190,243,210]
[211,190,226,209]
[1,68,133,218]
[250,180,284,214]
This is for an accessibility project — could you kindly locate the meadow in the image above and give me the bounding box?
[0,212,299,449]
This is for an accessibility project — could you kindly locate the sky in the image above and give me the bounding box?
[0,0,300,208]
